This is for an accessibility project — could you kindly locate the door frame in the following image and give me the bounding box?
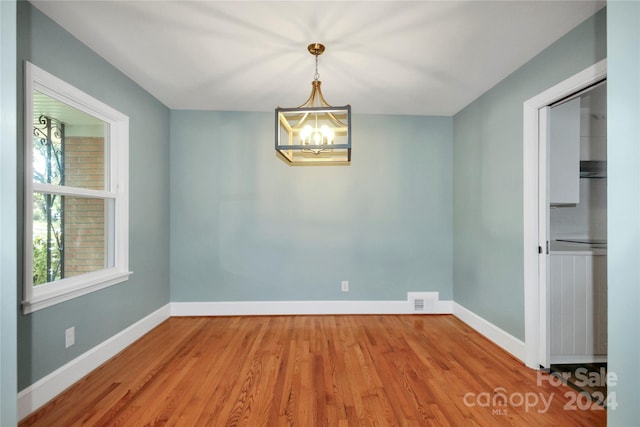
[522,59,607,369]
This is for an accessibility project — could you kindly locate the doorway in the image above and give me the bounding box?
[546,82,608,403]
[522,59,607,373]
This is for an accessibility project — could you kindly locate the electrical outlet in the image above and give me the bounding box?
[341,280,349,292]
[65,327,75,348]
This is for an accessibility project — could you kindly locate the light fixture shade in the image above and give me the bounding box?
[275,43,351,165]
[276,104,351,164]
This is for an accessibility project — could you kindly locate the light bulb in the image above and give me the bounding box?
[300,125,312,144]
[326,129,334,145]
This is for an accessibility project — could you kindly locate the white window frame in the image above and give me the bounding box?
[23,62,130,314]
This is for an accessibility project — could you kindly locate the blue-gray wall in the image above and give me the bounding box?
[608,2,640,425]
[452,9,607,340]
[16,2,171,390]
[1,1,18,425]
[170,112,453,302]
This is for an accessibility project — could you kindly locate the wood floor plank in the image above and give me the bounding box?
[20,315,606,426]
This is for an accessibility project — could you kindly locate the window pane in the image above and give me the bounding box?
[32,192,63,285]
[33,193,114,286]
[32,90,107,190]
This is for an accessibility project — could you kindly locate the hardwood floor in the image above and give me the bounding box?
[20,315,606,426]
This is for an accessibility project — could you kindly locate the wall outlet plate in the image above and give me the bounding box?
[341,280,349,292]
[65,327,75,348]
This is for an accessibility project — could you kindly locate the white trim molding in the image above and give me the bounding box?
[17,304,170,421]
[172,293,453,317]
[453,302,526,363]
[23,62,131,314]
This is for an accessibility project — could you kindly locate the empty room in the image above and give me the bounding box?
[1,1,639,426]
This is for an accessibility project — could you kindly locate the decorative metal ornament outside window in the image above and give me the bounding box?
[33,115,65,283]
[275,43,351,164]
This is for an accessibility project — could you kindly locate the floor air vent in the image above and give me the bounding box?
[407,292,439,313]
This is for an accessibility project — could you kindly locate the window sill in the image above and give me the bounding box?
[22,269,132,314]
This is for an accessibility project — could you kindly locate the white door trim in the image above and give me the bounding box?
[522,59,607,369]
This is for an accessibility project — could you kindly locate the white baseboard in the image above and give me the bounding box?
[453,302,526,362]
[17,295,454,420]
[171,294,453,317]
[15,298,531,421]
[17,304,171,421]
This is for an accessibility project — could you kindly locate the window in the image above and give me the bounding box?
[23,62,130,314]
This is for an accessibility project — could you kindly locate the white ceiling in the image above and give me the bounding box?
[29,0,605,116]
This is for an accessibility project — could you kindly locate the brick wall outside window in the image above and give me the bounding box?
[64,137,105,277]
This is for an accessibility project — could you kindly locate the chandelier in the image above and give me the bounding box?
[275,43,351,164]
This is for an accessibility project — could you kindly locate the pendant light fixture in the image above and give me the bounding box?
[275,43,351,164]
